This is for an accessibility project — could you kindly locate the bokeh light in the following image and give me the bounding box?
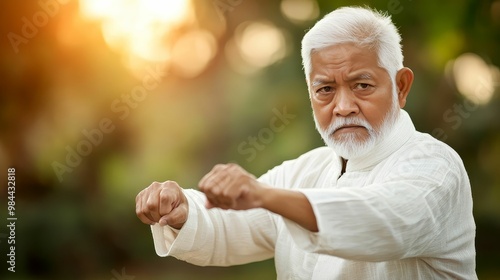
[280,0,320,24]
[448,53,499,105]
[171,30,218,78]
[225,21,288,73]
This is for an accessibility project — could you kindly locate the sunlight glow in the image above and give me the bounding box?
[79,0,194,75]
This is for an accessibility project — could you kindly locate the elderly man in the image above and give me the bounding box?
[136,6,476,279]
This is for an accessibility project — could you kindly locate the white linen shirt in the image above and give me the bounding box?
[151,110,477,279]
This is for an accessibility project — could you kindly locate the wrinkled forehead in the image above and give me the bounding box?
[309,44,382,75]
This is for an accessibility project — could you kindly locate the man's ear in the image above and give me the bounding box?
[395,67,414,108]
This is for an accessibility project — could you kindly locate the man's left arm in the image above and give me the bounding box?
[200,149,475,262]
[198,163,319,232]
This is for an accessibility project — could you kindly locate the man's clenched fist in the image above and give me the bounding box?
[198,163,268,210]
[135,181,188,229]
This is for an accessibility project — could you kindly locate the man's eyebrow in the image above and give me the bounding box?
[311,79,335,88]
[347,72,373,81]
[311,73,374,87]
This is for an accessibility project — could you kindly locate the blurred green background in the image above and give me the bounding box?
[0,0,499,279]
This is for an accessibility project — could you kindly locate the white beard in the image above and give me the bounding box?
[314,91,400,160]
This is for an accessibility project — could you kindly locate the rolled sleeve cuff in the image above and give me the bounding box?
[151,189,205,257]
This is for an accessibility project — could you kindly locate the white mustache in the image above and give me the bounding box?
[323,117,373,135]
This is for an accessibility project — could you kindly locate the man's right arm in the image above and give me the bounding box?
[136,181,277,266]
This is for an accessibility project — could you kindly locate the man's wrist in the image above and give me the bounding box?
[256,183,275,210]
[257,186,319,232]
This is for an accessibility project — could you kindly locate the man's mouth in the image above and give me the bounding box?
[334,125,364,133]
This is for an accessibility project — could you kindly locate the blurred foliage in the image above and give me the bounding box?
[0,0,499,279]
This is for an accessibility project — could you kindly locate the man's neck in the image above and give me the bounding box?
[340,158,347,177]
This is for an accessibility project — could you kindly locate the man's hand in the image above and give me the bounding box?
[199,163,319,232]
[136,181,188,229]
[198,163,267,210]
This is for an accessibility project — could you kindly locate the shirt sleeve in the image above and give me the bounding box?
[283,144,475,262]
[151,189,278,266]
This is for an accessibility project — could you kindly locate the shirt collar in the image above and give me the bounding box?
[343,109,415,172]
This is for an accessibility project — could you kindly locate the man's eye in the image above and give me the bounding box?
[356,83,372,90]
[317,86,333,94]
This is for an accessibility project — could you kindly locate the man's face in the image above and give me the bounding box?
[308,43,399,159]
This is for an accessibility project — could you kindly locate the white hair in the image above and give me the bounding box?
[301,6,404,86]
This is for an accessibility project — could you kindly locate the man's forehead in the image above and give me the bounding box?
[311,43,376,59]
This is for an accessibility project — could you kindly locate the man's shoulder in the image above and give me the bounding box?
[411,131,457,151]
[400,130,464,165]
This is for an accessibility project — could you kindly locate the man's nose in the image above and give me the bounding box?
[332,88,359,117]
